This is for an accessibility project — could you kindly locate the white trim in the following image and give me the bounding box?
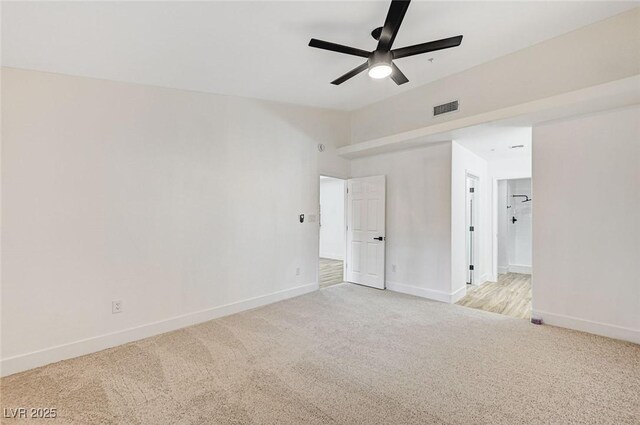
[532,309,640,345]
[449,285,468,303]
[477,273,492,285]
[508,264,532,274]
[465,172,480,287]
[0,282,318,377]
[497,266,509,274]
[319,252,344,261]
[387,281,467,304]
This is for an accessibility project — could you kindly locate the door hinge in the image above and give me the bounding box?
[469,265,475,271]
[469,226,474,231]
[469,187,475,193]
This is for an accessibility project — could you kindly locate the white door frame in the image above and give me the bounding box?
[465,173,480,285]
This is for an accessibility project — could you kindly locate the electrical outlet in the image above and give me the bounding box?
[392,264,397,273]
[296,267,300,276]
[112,300,123,314]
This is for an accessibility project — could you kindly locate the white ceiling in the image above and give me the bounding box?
[3,1,637,111]
[454,125,532,161]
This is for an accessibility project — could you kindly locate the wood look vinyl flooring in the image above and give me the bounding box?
[319,258,344,288]
[456,273,532,319]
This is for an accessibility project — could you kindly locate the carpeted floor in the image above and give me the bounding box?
[319,257,343,288]
[2,284,639,424]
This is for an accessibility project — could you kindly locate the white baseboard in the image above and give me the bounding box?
[450,285,467,303]
[0,282,318,377]
[498,266,509,274]
[508,264,532,274]
[477,273,492,285]
[386,281,466,304]
[319,253,343,261]
[532,309,640,345]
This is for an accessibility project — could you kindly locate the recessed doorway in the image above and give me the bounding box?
[452,124,533,319]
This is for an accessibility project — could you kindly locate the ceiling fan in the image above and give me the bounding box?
[309,0,463,85]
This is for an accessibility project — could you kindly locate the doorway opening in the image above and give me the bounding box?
[319,176,346,288]
[492,177,533,318]
[452,124,532,319]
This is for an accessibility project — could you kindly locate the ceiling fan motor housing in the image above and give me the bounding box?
[371,26,383,41]
[368,50,393,67]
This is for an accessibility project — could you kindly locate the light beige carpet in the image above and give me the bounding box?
[2,284,639,424]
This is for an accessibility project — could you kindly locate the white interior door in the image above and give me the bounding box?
[346,175,386,289]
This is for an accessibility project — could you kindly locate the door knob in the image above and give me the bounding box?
[373,236,385,241]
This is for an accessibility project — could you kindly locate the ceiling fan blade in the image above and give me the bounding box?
[390,63,409,85]
[377,0,411,51]
[392,35,463,59]
[309,39,370,58]
[331,62,369,85]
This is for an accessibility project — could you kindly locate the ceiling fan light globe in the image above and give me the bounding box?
[368,64,392,79]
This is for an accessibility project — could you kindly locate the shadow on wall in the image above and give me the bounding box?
[262,101,351,178]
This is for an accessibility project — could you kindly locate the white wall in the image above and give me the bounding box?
[1,68,350,375]
[319,177,345,260]
[350,143,453,302]
[451,142,490,296]
[318,138,350,180]
[532,106,640,344]
[349,9,639,144]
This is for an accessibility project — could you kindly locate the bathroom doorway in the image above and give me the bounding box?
[498,178,532,276]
